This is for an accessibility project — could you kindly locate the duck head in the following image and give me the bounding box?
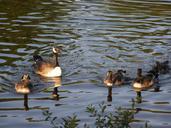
[104,71,113,87]
[21,74,31,81]
[53,47,61,54]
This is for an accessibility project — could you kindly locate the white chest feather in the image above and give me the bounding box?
[133,82,142,88]
[46,67,62,77]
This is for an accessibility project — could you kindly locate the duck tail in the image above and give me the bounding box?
[33,55,43,63]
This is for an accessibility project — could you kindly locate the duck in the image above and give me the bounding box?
[15,74,33,94]
[133,68,155,90]
[33,47,62,77]
[104,70,127,86]
[103,70,126,102]
[155,60,170,74]
[112,69,126,86]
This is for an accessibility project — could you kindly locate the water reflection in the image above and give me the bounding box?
[24,94,29,111]
[40,76,62,100]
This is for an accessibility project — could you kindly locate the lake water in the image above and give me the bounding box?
[0,0,171,127]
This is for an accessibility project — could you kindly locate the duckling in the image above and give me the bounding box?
[113,70,126,86]
[133,68,154,90]
[33,47,62,77]
[155,61,169,74]
[15,74,33,94]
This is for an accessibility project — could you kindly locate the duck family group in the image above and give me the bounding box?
[104,59,170,101]
[15,47,62,97]
[15,47,170,102]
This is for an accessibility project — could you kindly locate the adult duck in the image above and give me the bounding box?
[104,70,126,86]
[33,47,62,77]
[133,68,154,90]
[103,70,126,102]
[15,74,33,94]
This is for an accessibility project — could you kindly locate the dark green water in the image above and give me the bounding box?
[0,0,171,127]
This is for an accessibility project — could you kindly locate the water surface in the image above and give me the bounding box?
[0,0,171,127]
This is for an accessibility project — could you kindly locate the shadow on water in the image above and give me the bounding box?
[0,0,171,127]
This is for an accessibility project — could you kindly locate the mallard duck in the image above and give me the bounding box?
[33,47,62,77]
[15,74,33,94]
[133,68,154,90]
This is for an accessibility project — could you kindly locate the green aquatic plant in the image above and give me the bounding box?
[43,110,79,128]
[43,102,151,128]
[86,102,134,128]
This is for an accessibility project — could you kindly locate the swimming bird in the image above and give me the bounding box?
[15,74,33,94]
[103,70,126,102]
[155,60,170,74]
[112,69,126,86]
[33,47,62,77]
[133,68,154,90]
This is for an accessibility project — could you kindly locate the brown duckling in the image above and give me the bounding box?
[33,47,62,77]
[154,61,169,74]
[15,74,33,94]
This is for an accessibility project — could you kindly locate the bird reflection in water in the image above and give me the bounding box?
[24,94,29,111]
[41,76,62,101]
[51,77,62,100]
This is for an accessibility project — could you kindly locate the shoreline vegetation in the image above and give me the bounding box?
[43,102,151,128]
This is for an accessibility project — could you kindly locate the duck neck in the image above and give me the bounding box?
[55,53,59,67]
